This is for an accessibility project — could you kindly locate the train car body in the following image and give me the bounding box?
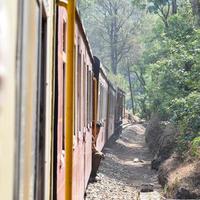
[15,1,55,200]
[72,11,93,200]
[93,57,109,151]
[106,82,117,140]
[55,5,93,200]
[54,6,67,200]
[115,88,126,131]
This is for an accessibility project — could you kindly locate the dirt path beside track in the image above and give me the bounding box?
[85,123,162,200]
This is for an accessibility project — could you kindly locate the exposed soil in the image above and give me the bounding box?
[85,123,162,200]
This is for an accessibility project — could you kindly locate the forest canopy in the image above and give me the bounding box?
[78,0,200,158]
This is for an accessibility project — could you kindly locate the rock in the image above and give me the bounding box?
[176,187,198,199]
[140,184,154,192]
[156,124,177,159]
[139,191,162,200]
[151,156,162,170]
[158,154,180,187]
[133,158,144,163]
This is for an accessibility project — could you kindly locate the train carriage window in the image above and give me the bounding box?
[83,60,86,128]
[62,63,66,150]
[101,86,104,120]
[74,44,77,135]
[112,91,115,115]
[88,70,93,124]
[99,83,103,120]
[87,66,90,124]
[101,86,105,120]
[99,83,106,120]
[90,72,93,123]
[77,43,82,132]
[104,88,107,119]
[63,20,67,52]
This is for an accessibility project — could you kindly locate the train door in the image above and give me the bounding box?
[0,1,18,199]
[92,77,98,137]
[14,1,48,200]
[35,7,48,200]
[84,65,92,188]
[54,7,67,200]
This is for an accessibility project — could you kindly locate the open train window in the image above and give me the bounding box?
[99,83,104,120]
[90,72,93,123]
[77,44,82,132]
[35,4,47,200]
[87,66,90,125]
[87,66,93,126]
[83,60,86,128]
[74,44,77,135]
[63,20,66,52]
[62,63,66,150]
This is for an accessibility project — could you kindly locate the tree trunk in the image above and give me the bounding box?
[172,0,177,14]
[164,19,169,29]
[111,44,116,74]
[127,65,135,115]
[111,11,118,75]
[190,0,200,26]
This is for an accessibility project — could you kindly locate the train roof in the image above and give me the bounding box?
[93,57,126,95]
[117,87,126,95]
[93,56,108,81]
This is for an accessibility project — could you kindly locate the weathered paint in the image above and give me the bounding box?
[0,0,17,199]
[72,16,93,200]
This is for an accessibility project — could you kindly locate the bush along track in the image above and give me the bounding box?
[145,114,200,199]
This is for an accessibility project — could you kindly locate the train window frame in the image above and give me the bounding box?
[83,57,86,129]
[87,66,92,128]
[15,1,49,199]
[89,71,92,126]
[74,44,77,137]
[87,66,89,126]
[77,42,82,134]
[63,19,67,52]
[62,62,66,150]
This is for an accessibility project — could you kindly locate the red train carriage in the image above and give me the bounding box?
[54,6,67,200]
[72,11,93,200]
[55,4,93,200]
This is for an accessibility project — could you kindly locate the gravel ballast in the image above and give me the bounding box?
[85,123,162,200]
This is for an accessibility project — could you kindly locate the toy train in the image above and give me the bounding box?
[0,1,125,200]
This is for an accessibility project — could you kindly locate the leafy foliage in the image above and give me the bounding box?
[137,0,200,158]
[78,0,200,158]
